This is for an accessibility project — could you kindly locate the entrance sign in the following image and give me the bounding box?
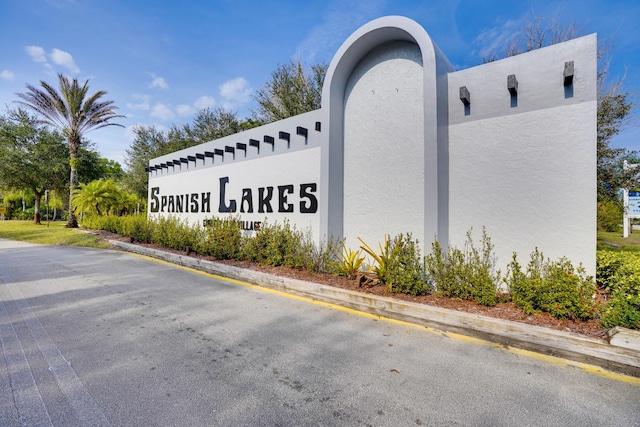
[623,161,640,238]
[629,192,640,216]
[148,16,597,274]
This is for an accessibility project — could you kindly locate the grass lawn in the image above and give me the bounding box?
[597,228,640,252]
[0,220,109,248]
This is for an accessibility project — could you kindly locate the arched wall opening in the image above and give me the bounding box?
[342,40,425,250]
[319,16,451,251]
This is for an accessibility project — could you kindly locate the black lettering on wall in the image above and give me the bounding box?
[299,183,318,213]
[168,195,175,212]
[161,196,168,212]
[258,187,273,213]
[240,188,253,213]
[201,192,211,213]
[218,177,236,213]
[190,193,199,212]
[176,194,184,213]
[278,185,294,213]
[150,187,160,213]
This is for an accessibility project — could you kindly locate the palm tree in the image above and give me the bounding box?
[16,73,124,227]
[72,179,117,217]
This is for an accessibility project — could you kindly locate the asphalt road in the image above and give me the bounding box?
[1,238,639,427]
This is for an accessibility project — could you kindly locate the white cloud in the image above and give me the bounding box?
[0,70,14,81]
[150,103,175,120]
[25,45,47,63]
[25,45,79,74]
[219,77,251,107]
[49,48,80,74]
[473,18,522,60]
[149,75,168,89]
[194,95,215,109]
[176,104,196,116]
[126,94,151,111]
[295,0,385,62]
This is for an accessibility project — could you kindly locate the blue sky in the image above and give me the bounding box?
[1,0,639,167]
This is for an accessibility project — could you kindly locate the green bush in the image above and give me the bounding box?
[151,216,199,252]
[597,250,640,329]
[505,249,598,320]
[359,233,430,296]
[120,214,154,243]
[13,207,35,221]
[193,217,242,260]
[309,235,340,273]
[242,221,314,269]
[597,200,622,232]
[425,229,499,306]
[596,250,629,292]
[384,233,429,296]
[602,291,640,329]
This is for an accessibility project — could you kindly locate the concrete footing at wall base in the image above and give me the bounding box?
[109,240,640,378]
[609,327,640,352]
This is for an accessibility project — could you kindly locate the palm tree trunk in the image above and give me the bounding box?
[66,151,79,228]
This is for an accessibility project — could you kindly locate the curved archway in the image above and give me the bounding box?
[319,16,452,249]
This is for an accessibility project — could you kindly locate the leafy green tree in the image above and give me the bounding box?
[597,82,635,200]
[111,189,140,216]
[100,158,125,181]
[181,107,242,143]
[16,73,124,227]
[76,146,124,185]
[124,108,242,199]
[484,13,635,201]
[0,109,68,223]
[123,125,169,200]
[252,58,327,124]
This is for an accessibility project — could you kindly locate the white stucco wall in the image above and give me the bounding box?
[343,41,425,250]
[447,35,597,273]
[147,110,323,239]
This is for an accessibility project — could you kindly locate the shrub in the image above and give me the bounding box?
[601,291,640,329]
[151,216,199,252]
[597,200,622,232]
[598,250,640,329]
[505,249,598,320]
[13,207,35,221]
[193,216,242,260]
[80,213,119,233]
[384,233,429,296]
[120,214,154,243]
[596,250,628,291]
[424,229,499,306]
[309,235,340,273]
[242,220,313,269]
[361,233,430,296]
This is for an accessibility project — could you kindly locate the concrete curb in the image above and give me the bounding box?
[109,240,640,378]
